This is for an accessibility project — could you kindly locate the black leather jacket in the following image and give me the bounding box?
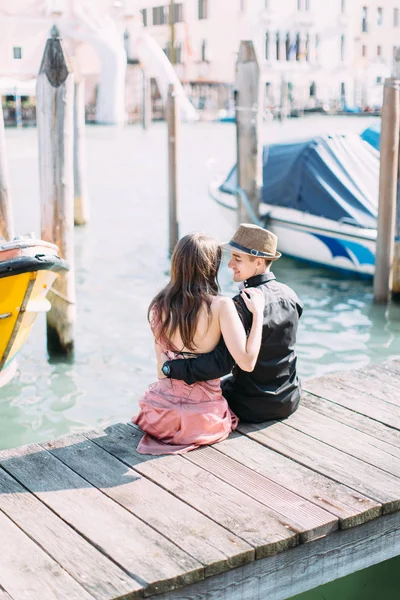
[166,272,303,422]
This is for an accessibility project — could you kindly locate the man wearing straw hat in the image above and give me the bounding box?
[160,224,303,422]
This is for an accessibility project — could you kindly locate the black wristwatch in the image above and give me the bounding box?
[161,361,171,377]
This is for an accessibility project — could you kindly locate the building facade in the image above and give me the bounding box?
[138,0,400,110]
[0,0,399,118]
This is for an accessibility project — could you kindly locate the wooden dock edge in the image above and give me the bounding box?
[155,511,400,600]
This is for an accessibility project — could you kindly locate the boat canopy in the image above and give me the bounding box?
[220,133,379,229]
[360,121,381,151]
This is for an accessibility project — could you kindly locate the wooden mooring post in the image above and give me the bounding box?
[234,40,262,225]
[0,101,14,240]
[373,76,400,304]
[392,50,400,301]
[37,26,76,355]
[73,72,89,225]
[167,83,179,256]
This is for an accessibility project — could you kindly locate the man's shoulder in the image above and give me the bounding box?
[265,279,303,312]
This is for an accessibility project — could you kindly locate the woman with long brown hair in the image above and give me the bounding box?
[132,233,265,454]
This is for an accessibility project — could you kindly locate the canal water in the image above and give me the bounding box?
[1,115,400,450]
[1,116,400,598]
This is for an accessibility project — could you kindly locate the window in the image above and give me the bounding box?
[377,7,383,26]
[296,33,301,60]
[175,42,183,64]
[362,6,368,32]
[153,6,166,25]
[13,47,22,60]
[265,32,269,60]
[309,81,316,97]
[240,0,245,10]
[394,46,399,59]
[305,0,310,10]
[306,33,310,61]
[201,39,207,61]
[341,0,345,14]
[265,0,269,8]
[173,3,183,23]
[141,8,147,27]
[340,35,345,62]
[377,45,382,57]
[285,33,290,61]
[198,0,207,19]
[315,34,319,61]
[297,0,302,9]
[276,32,280,61]
[362,44,367,57]
[394,8,399,27]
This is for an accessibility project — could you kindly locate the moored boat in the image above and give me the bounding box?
[0,235,69,387]
[211,133,379,276]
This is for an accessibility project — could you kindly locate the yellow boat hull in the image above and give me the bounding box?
[0,236,69,385]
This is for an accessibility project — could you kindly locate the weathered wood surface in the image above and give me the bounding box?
[214,433,381,528]
[37,31,76,354]
[0,509,94,600]
[303,372,400,428]
[0,465,138,599]
[0,360,399,599]
[184,443,339,542]
[0,444,202,596]
[235,40,262,224]
[43,431,254,577]
[92,423,299,558]
[73,76,89,226]
[156,512,400,600]
[301,392,400,449]
[238,421,400,511]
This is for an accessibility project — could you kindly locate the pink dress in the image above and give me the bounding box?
[132,313,238,455]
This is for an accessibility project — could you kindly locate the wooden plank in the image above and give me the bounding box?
[43,432,253,578]
[0,443,203,596]
[285,405,400,475]
[214,433,381,528]
[184,445,338,542]
[0,465,141,600]
[303,375,400,429]
[380,359,400,377]
[302,392,400,449]
[0,510,94,600]
[337,369,400,407]
[89,423,299,559]
[155,512,400,600]
[374,365,400,390]
[238,421,400,511]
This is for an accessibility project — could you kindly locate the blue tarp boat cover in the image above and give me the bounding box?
[360,121,381,150]
[220,133,379,229]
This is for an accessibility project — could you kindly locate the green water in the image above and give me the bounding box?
[291,555,400,600]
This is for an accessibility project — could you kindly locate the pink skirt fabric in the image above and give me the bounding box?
[132,377,238,455]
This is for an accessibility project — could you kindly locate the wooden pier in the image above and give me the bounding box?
[0,361,400,600]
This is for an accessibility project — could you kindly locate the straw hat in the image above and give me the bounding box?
[223,224,281,260]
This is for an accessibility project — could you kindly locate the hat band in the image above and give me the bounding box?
[228,240,276,258]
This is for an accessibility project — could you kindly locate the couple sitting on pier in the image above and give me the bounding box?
[132,224,303,455]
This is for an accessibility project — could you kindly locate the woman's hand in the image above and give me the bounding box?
[240,287,265,316]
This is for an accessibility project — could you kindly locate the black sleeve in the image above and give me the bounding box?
[167,336,235,385]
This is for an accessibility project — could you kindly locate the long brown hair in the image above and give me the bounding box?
[149,233,222,351]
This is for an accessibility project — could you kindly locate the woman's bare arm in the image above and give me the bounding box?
[218,288,264,371]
